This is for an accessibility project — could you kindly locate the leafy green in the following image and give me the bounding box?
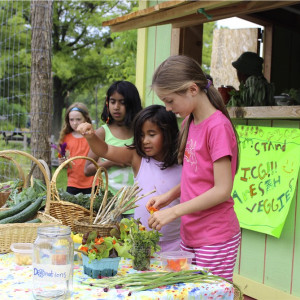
[6,179,47,207]
[58,188,114,213]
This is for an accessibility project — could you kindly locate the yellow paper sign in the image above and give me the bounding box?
[233,125,300,238]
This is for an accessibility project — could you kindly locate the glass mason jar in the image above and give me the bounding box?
[131,245,151,271]
[32,225,74,299]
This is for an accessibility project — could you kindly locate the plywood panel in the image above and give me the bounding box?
[265,120,300,294]
[145,26,157,105]
[292,168,300,295]
[210,28,259,90]
[145,23,172,106]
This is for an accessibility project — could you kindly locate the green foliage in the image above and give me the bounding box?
[202,22,217,73]
[227,76,275,106]
[6,179,47,207]
[0,1,31,131]
[51,1,138,133]
[58,188,115,213]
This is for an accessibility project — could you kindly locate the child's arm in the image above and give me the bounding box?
[78,122,133,167]
[84,127,127,176]
[148,156,233,230]
[146,183,180,210]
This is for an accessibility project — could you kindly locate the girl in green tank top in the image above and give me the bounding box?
[84,81,142,216]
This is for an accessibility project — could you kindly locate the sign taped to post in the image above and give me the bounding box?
[233,125,300,238]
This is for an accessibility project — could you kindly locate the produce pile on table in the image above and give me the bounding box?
[74,218,161,261]
[58,188,115,214]
[0,179,46,224]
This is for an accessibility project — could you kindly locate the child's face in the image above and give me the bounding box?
[69,110,86,132]
[141,120,164,162]
[108,91,126,122]
[156,87,195,118]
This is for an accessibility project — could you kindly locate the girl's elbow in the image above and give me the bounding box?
[217,186,232,202]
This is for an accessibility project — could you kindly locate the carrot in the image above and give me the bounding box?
[147,206,158,214]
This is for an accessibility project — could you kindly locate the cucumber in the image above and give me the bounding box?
[0,197,43,224]
[0,200,32,221]
[26,218,42,223]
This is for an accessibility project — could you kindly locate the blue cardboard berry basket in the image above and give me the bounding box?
[82,255,121,278]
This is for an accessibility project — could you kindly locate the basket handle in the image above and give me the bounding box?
[89,167,108,224]
[49,155,100,215]
[0,150,51,208]
[0,154,26,189]
[25,159,51,188]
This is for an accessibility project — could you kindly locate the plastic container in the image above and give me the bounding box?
[82,255,121,278]
[159,251,195,272]
[10,243,33,266]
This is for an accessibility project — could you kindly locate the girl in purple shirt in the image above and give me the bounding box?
[147,55,241,281]
[78,105,182,252]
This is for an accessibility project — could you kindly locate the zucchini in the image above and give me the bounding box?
[0,200,32,221]
[0,197,43,224]
[26,218,42,223]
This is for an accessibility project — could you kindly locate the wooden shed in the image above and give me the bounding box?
[103,1,300,299]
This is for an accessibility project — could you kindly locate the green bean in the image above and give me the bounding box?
[81,270,243,300]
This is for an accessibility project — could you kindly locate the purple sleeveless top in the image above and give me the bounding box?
[134,157,182,241]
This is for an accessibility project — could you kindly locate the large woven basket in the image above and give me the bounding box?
[48,156,107,232]
[73,166,117,237]
[0,154,26,207]
[0,150,61,253]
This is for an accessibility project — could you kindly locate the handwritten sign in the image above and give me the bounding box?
[233,125,300,238]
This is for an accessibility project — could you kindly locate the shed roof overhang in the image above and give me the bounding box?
[103,0,300,32]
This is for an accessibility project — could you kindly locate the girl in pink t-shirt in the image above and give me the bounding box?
[147,55,241,281]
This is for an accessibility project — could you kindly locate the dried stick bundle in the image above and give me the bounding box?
[93,183,155,225]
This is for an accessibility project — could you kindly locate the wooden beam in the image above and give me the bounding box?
[263,24,273,82]
[227,106,300,119]
[106,1,237,32]
[168,1,300,28]
[103,1,186,26]
[233,273,300,300]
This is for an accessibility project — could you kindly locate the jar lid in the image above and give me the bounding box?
[37,225,71,237]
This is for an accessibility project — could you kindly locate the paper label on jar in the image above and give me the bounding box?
[33,264,72,282]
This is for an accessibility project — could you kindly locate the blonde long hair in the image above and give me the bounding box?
[151,55,239,172]
[58,102,92,144]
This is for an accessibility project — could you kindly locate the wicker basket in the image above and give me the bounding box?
[0,154,26,208]
[48,156,108,232]
[73,166,117,237]
[0,192,11,208]
[0,150,61,253]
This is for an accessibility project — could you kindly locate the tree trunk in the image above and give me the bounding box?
[52,76,66,141]
[30,0,53,180]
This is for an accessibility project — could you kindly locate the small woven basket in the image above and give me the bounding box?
[48,156,107,232]
[73,167,117,237]
[0,150,61,253]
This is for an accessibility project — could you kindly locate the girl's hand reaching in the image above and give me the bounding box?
[77,122,95,138]
[146,193,172,211]
[148,207,177,231]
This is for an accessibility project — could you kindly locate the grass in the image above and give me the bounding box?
[51,167,68,190]
[0,139,68,191]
